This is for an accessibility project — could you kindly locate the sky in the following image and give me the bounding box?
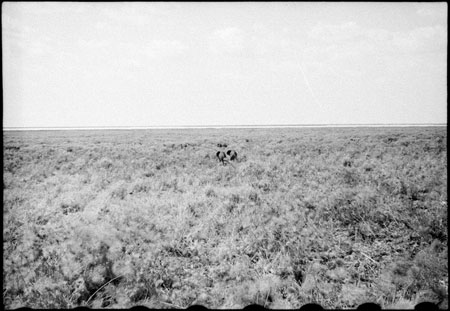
[2,2,447,128]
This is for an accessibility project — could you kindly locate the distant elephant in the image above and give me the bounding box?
[227,150,237,161]
[216,151,227,165]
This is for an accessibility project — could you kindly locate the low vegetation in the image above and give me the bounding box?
[3,127,447,309]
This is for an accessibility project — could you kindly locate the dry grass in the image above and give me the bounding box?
[3,127,447,309]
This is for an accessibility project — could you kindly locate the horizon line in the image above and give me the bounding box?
[3,123,447,131]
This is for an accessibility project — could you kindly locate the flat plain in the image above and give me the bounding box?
[3,127,448,309]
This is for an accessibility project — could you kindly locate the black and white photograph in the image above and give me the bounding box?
[3,2,447,309]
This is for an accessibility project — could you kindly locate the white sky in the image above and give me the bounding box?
[2,2,447,127]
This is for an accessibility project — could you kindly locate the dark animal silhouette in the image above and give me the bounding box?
[216,151,227,165]
[217,143,228,148]
[226,150,237,161]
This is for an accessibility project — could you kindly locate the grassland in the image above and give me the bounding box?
[3,127,448,309]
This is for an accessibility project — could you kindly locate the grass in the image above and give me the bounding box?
[3,127,448,309]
